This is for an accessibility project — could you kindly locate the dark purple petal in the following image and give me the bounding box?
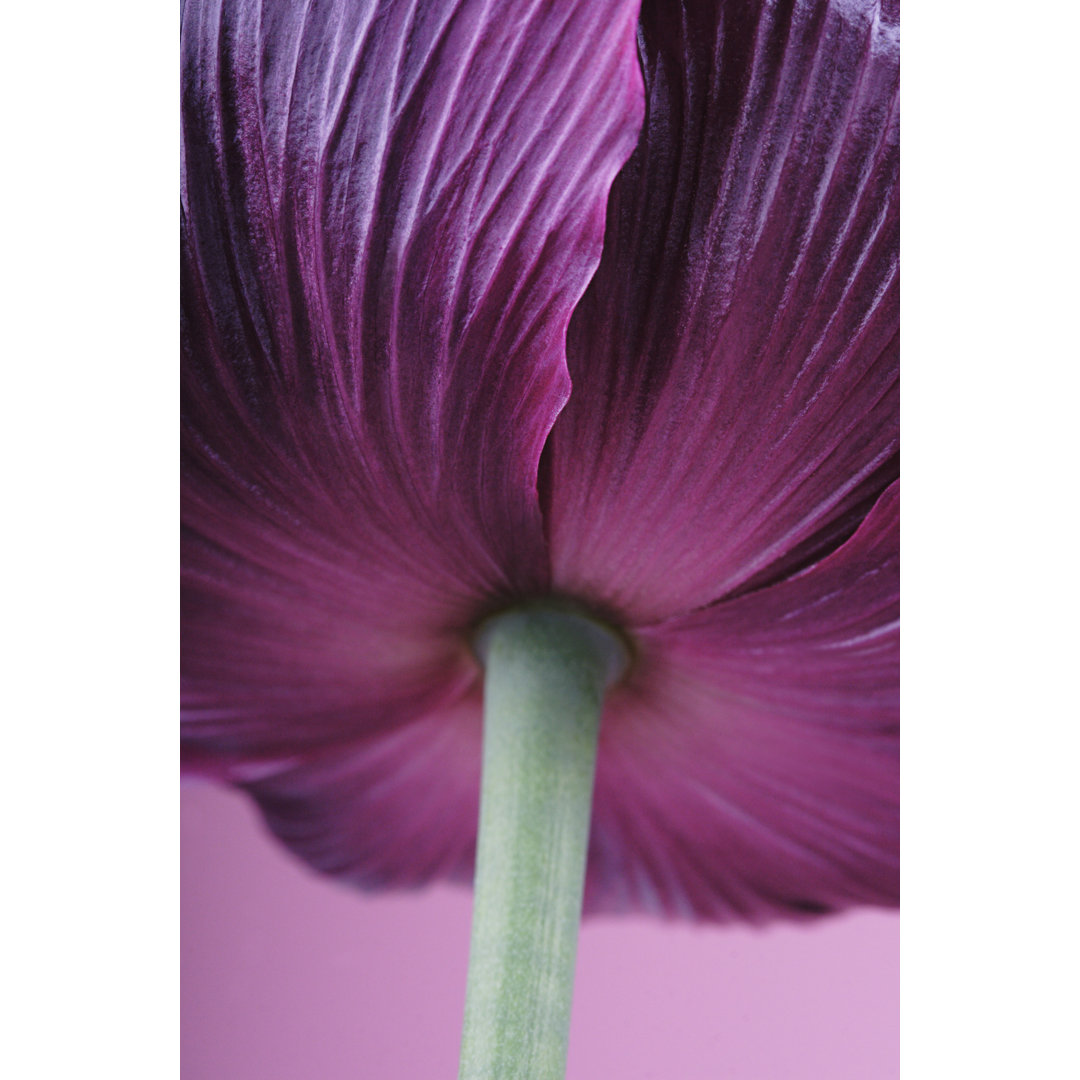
[583,483,898,920]
[546,0,899,622]
[182,0,644,769]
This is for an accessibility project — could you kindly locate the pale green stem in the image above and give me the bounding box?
[458,605,628,1080]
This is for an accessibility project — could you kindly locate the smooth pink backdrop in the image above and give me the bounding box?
[182,784,898,1079]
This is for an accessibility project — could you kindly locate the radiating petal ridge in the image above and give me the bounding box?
[182,0,645,768]
[584,483,899,920]
[547,0,899,622]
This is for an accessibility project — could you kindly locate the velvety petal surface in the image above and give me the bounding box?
[584,482,899,920]
[182,0,644,770]
[545,0,899,623]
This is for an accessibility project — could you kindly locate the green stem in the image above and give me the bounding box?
[458,605,628,1080]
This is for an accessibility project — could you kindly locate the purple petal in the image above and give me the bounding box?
[545,0,899,622]
[231,484,898,913]
[240,693,484,889]
[584,482,899,920]
[182,0,644,769]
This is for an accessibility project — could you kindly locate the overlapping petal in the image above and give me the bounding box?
[546,0,899,623]
[232,482,898,913]
[585,482,899,920]
[182,0,900,924]
[182,0,645,768]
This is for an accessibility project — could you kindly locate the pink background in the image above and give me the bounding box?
[182,783,898,1079]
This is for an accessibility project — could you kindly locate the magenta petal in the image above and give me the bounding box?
[216,484,897,912]
[241,693,484,889]
[182,0,644,770]
[546,0,899,622]
[584,483,899,920]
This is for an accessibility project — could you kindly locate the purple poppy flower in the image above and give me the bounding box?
[182,0,897,939]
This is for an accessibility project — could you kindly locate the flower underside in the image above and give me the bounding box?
[182,0,899,923]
